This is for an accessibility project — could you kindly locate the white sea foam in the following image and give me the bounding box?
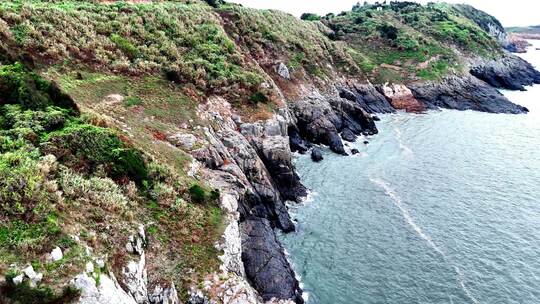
[370,178,479,304]
[302,291,310,302]
[301,190,318,204]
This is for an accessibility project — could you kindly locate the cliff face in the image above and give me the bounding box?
[1,1,540,304]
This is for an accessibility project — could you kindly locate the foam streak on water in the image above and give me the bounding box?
[370,178,479,304]
[370,178,442,255]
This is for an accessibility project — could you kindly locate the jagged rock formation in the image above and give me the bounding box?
[340,84,396,114]
[291,92,378,155]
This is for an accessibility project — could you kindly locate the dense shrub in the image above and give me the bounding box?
[44,123,148,183]
[0,150,55,219]
[204,0,224,8]
[378,24,399,40]
[300,13,321,21]
[0,63,52,109]
[0,63,76,110]
[110,34,140,60]
[249,92,269,104]
[0,275,79,304]
[189,184,219,204]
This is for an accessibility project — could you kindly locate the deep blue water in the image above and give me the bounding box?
[280,41,540,304]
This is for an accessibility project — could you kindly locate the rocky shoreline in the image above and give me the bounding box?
[192,51,540,303]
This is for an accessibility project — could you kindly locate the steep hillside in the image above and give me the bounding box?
[1,1,540,304]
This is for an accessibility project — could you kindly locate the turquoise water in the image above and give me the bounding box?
[280,41,540,304]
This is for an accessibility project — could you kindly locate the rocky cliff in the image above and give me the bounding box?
[1,1,540,304]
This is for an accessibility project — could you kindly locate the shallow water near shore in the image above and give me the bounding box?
[280,41,540,304]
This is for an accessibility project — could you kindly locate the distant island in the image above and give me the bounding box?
[505,25,540,52]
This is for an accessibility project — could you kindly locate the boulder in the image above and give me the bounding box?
[22,265,43,287]
[311,148,323,162]
[351,149,360,155]
[167,133,197,150]
[149,284,180,304]
[277,63,291,80]
[49,246,63,262]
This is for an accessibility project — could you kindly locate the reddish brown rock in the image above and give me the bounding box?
[381,84,425,113]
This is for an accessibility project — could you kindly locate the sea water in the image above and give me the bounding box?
[280,40,540,304]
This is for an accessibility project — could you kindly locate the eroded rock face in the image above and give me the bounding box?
[470,53,540,90]
[241,218,303,304]
[288,125,311,154]
[409,75,529,114]
[194,97,305,303]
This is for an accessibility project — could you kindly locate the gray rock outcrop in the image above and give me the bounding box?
[409,74,529,114]
[241,217,303,303]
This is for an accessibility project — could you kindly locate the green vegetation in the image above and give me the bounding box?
[322,1,502,81]
[124,96,142,107]
[0,0,507,90]
[0,1,264,101]
[0,62,224,301]
[1,272,80,304]
[0,0,517,301]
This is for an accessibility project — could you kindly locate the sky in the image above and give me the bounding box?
[227,0,539,27]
